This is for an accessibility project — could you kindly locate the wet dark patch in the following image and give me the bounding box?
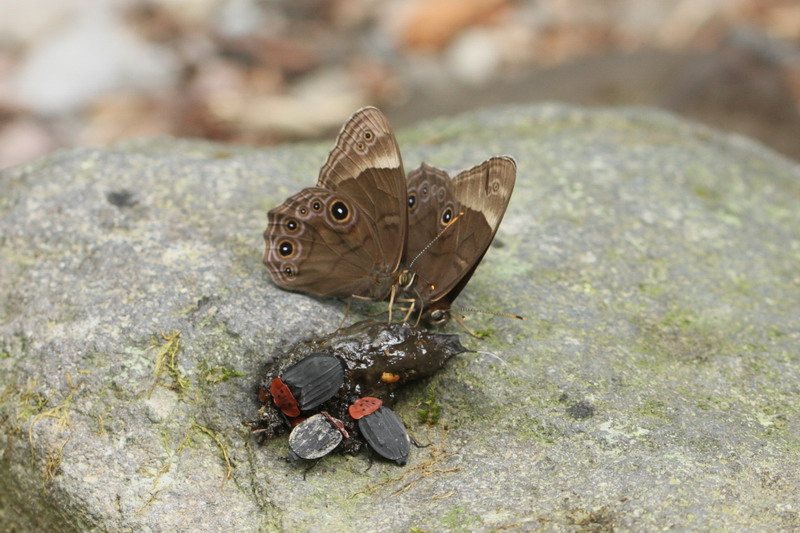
[566,400,595,419]
[106,190,137,208]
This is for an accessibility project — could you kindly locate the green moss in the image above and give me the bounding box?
[729,273,753,295]
[471,328,494,339]
[197,362,245,384]
[441,505,482,530]
[565,506,616,532]
[515,418,563,444]
[193,423,233,483]
[0,379,47,428]
[150,330,189,396]
[417,387,441,426]
[634,308,732,363]
[691,183,721,202]
[766,327,786,340]
[637,282,665,298]
[526,317,554,339]
[637,398,669,419]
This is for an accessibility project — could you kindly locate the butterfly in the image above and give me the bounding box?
[263,107,516,325]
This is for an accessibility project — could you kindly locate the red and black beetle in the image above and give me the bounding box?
[348,396,382,419]
[351,397,415,466]
[269,352,345,417]
[270,377,300,417]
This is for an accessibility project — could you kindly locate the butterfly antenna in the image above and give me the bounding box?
[455,306,526,321]
[408,212,464,268]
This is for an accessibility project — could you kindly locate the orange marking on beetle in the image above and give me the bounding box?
[289,416,307,428]
[321,411,350,439]
[348,397,383,420]
[270,377,301,417]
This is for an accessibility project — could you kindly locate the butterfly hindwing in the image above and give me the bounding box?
[264,108,407,300]
[265,188,388,298]
[404,156,516,316]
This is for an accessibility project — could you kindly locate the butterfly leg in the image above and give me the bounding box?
[363,308,390,318]
[386,284,398,323]
[338,297,353,329]
[415,304,424,327]
[384,296,416,323]
[452,313,484,339]
[411,288,424,327]
[400,298,416,323]
[349,294,382,321]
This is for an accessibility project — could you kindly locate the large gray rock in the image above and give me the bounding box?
[1,104,799,531]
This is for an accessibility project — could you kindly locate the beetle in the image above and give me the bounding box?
[287,412,349,462]
[268,352,345,418]
[254,321,468,441]
[351,397,415,466]
[348,396,383,420]
[270,377,300,417]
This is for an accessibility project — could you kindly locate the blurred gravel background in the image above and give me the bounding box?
[1,0,799,169]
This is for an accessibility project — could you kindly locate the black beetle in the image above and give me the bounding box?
[287,412,349,462]
[276,352,345,412]
[254,321,468,449]
[356,403,413,466]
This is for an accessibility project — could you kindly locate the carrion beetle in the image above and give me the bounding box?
[254,320,468,462]
[287,412,348,462]
[356,403,413,466]
[348,396,383,420]
[263,352,345,418]
[280,352,345,411]
[270,377,301,417]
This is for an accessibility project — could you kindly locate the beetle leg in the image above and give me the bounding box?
[409,433,431,449]
[301,458,321,480]
[363,450,375,473]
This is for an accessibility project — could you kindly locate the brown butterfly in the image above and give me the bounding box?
[263,107,515,325]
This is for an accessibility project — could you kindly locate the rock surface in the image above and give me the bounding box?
[1,104,799,531]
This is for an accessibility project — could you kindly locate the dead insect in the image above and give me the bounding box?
[254,320,467,457]
[287,412,349,462]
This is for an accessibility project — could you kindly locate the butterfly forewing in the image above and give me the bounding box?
[317,107,407,273]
